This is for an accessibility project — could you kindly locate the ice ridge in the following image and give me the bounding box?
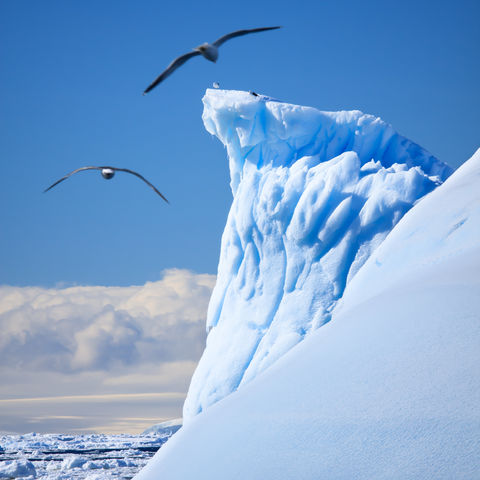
[183,89,453,420]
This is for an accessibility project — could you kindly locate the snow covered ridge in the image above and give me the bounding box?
[183,89,453,420]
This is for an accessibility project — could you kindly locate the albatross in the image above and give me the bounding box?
[44,166,169,203]
[143,26,281,95]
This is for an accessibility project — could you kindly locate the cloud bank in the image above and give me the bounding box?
[0,269,214,372]
[0,269,215,433]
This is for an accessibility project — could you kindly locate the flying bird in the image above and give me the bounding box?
[44,166,169,203]
[143,26,281,95]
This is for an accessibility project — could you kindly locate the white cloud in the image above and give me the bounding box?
[0,269,215,433]
[0,269,215,373]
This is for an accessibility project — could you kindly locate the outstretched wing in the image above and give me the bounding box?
[143,51,201,95]
[116,168,169,203]
[44,166,101,192]
[212,26,281,48]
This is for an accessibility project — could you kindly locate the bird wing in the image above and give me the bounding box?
[115,168,169,203]
[143,50,201,95]
[212,26,281,48]
[43,166,101,192]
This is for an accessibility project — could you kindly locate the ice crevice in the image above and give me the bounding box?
[183,89,453,421]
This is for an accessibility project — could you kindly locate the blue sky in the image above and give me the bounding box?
[0,0,479,434]
[1,0,478,287]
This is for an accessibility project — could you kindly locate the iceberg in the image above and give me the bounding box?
[184,89,452,420]
[134,140,480,479]
[141,418,182,436]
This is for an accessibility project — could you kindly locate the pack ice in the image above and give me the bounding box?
[183,89,452,420]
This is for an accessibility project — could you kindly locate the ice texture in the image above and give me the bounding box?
[183,90,452,419]
[0,459,36,478]
[0,431,171,479]
[134,149,480,480]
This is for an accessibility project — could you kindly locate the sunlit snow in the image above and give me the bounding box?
[135,133,479,479]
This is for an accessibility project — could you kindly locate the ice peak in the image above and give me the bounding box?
[202,89,451,194]
[184,90,453,421]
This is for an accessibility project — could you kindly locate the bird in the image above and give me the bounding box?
[143,26,281,95]
[44,166,169,203]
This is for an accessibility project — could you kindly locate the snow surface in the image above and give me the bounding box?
[0,459,36,479]
[184,89,452,420]
[134,148,480,479]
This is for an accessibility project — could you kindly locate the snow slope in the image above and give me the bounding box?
[135,149,480,479]
[184,89,452,419]
[338,147,480,309]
